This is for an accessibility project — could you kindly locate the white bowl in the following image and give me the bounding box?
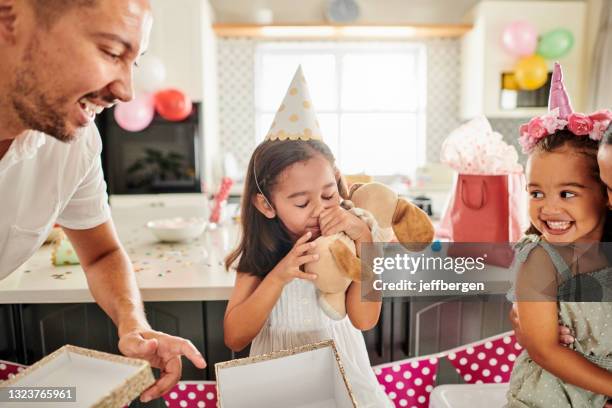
[146,217,207,242]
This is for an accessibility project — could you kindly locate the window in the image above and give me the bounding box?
[254,42,427,176]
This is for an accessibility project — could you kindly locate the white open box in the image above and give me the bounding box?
[215,340,357,408]
[0,344,155,408]
[430,383,510,408]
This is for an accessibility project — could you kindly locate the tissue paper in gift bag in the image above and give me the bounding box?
[440,117,527,266]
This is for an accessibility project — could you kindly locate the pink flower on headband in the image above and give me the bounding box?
[587,109,612,141]
[518,132,536,154]
[518,108,567,153]
[567,113,593,136]
[527,118,547,140]
[589,110,612,122]
[519,108,612,152]
[518,118,547,153]
[590,121,611,141]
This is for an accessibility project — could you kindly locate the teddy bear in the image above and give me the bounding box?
[305,182,435,320]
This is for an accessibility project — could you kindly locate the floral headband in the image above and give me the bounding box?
[519,108,612,153]
[518,62,612,154]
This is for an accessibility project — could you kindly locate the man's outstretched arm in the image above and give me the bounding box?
[63,221,206,402]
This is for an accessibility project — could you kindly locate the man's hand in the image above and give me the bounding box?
[119,329,206,403]
[509,303,574,347]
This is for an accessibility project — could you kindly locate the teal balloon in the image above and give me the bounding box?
[537,29,574,59]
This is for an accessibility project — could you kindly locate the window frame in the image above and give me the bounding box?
[254,41,427,176]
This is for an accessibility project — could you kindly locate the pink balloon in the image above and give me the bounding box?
[501,21,538,57]
[114,93,155,132]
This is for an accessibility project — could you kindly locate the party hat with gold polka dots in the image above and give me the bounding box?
[265,65,323,141]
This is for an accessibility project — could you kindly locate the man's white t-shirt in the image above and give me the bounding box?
[0,123,111,279]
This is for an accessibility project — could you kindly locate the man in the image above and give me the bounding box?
[0,0,206,403]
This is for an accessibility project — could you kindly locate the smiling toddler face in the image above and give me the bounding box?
[526,146,607,243]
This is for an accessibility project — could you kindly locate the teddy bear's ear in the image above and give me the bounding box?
[392,199,435,251]
[348,183,365,199]
[329,240,362,282]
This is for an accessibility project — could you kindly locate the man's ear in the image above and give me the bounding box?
[251,194,276,219]
[0,0,18,45]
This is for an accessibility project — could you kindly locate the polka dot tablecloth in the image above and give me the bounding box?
[447,332,522,385]
[163,381,217,408]
[0,360,26,381]
[374,356,440,408]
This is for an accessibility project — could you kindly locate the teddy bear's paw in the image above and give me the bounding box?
[392,199,435,251]
[330,239,362,282]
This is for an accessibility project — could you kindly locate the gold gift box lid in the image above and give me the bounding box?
[0,344,155,408]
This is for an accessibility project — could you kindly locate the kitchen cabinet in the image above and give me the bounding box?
[363,295,512,384]
[2,296,513,407]
[0,305,19,362]
[406,296,513,384]
[5,301,244,408]
[460,1,586,119]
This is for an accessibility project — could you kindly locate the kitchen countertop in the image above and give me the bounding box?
[0,204,514,305]
[0,208,240,304]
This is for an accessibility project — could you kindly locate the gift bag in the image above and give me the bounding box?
[446,174,524,267]
[438,173,526,242]
[440,117,526,267]
[451,175,509,242]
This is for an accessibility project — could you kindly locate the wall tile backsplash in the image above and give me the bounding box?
[218,38,257,172]
[217,37,530,173]
[425,38,461,164]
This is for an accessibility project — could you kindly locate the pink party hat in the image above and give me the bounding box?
[548,62,573,119]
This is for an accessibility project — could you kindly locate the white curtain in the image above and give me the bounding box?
[588,0,612,110]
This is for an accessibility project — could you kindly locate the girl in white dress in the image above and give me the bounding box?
[224,138,393,407]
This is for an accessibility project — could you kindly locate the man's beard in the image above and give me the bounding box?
[9,38,78,143]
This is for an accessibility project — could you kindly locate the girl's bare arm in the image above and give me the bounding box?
[224,232,319,351]
[223,272,284,352]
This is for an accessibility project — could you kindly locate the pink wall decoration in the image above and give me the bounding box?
[0,359,26,381]
[163,381,217,408]
[374,354,440,408]
[447,332,523,384]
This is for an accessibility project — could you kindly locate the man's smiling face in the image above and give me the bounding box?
[7,0,152,142]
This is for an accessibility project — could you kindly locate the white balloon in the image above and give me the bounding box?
[134,55,166,92]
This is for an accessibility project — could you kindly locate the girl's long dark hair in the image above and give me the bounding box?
[525,129,612,242]
[225,140,348,277]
